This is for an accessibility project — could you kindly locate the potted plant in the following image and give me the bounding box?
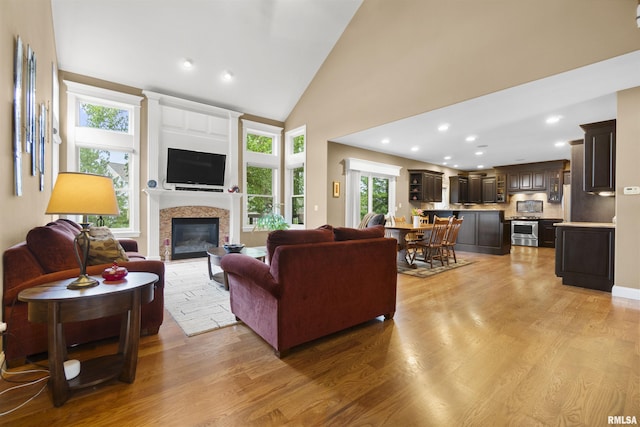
[254,211,289,231]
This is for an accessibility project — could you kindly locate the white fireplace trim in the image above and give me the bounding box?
[144,188,242,260]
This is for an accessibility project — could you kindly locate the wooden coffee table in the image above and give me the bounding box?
[18,272,158,407]
[207,246,267,289]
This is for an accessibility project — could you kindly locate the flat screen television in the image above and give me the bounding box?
[166,148,226,186]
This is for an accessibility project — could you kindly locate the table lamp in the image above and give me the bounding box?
[46,172,119,289]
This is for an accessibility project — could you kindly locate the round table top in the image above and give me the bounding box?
[18,272,159,302]
[207,246,267,260]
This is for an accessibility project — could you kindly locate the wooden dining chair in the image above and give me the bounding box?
[443,216,463,263]
[416,217,450,267]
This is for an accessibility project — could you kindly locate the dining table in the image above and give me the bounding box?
[385,222,434,268]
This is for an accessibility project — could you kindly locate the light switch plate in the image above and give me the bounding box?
[623,186,640,195]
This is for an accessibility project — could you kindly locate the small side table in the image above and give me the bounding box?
[207,246,267,289]
[18,272,158,407]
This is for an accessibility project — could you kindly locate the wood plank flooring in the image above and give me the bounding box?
[1,247,638,426]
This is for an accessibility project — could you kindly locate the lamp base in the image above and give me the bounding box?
[67,274,99,290]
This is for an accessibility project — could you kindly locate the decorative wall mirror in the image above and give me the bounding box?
[26,45,37,176]
[13,35,23,196]
[39,102,46,191]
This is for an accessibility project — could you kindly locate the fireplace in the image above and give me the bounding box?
[171,217,219,260]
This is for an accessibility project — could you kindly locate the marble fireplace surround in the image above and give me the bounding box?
[144,189,242,260]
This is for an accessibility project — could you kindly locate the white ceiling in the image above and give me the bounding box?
[51,0,363,121]
[51,1,640,172]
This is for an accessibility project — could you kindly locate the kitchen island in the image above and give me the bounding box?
[423,210,511,255]
[554,222,615,291]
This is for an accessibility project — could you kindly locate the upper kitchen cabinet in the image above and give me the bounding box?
[580,119,616,194]
[449,176,468,204]
[499,160,566,196]
[409,169,443,202]
[468,175,483,203]
[508,170,546,192]
[547,169,563,203]
[481,177,496,203]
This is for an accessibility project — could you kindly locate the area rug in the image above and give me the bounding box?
[398,258,472,278]
[163,258,238,337]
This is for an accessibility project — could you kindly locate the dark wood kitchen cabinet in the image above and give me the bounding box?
[555,224,615,291]
[449,176,468,204]
[539,219,563,247]
[482,177,497,203]
[509,170,546,192]
[425,210,511,255]
[468,175,483,203]
[580,119,616,193]
[547,169,563,203]
[409,170,443,202]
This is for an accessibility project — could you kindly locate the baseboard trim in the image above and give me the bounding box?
[611,285,640,301]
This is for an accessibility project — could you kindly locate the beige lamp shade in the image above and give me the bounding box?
[46,172,119,216]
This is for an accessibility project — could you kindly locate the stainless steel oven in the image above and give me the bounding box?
[511,220,538,247]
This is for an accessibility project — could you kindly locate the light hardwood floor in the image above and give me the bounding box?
[1,247,638,426]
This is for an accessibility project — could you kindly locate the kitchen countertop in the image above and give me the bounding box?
[554,222,616,228]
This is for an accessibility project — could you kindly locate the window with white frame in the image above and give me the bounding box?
[284,126,306,228]
[242,119,283,230]
[64,81,142,236]
[344,158,401,227]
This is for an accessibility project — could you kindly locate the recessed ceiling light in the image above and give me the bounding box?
[475,151,484,156]
[410,146,419,152]
[453,164,459,168]
[438,123,450,132]
[546,115,562,124]
[444,155,452,160]
[221,70,234,82]
[182,59,194,69]
[381,138,390,144]
[554,141,566,147]
[465,135,477,142]
[477,165,484,169]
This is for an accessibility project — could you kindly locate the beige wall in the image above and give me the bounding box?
[616,87,640,292]
[286,0,640,228]
[1,0,57,320]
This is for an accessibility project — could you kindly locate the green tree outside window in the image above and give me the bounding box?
[78,102,130,228]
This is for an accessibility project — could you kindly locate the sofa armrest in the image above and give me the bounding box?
[220,254,280,297]
[118,239,139,252]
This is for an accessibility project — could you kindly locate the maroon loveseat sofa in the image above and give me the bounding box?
[221,225,397,357]
[2,219,164,365]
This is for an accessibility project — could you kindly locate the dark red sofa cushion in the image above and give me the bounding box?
[333,225,385,241]
[266,226,334,261]
[26,220,78,273]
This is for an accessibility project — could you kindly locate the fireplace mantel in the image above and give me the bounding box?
[144,188,242,260]
[142,91,242,260]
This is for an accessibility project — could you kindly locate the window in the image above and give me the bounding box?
[285,126,306,228]
[242,119,283,230]
[64,81,143,236]
[360,175,389,221]
[344,158,401,227]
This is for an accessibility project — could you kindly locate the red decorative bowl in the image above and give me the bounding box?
[102,266,128,281]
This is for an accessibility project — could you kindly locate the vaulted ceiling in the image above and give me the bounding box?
[51,0,640,170]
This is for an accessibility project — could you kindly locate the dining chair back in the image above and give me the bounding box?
[416,217,450,267]
[443,216,464,263]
